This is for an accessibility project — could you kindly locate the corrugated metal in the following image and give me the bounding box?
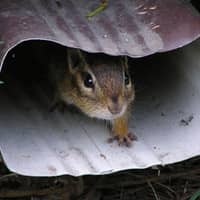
[1,39,200,176]
[0,0,200,70]
[0,1,200,177]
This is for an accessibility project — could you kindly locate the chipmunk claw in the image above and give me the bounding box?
[128,132,138,141]
[118,136,132,147]
[118,133,136,147]
[108,132,137,147]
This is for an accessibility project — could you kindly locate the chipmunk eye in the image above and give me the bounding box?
[124,72,130,86]
[83,72,94,88]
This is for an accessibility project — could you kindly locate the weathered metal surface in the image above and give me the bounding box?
[0,1,200,177]
[0,39,200,176]
[0,0,200,70]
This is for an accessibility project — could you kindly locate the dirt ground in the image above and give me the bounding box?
[0,156,200,200]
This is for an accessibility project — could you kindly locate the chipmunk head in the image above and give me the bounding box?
[63,49,135,120]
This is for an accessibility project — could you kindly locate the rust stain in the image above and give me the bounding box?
[48,165,57,173]
[100,154,107,159]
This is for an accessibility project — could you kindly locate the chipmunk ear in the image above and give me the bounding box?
[67,48,88,74]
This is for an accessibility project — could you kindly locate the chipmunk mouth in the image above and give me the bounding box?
[90,105,126,120]
[108,105,122,115]
[110,105,126,118]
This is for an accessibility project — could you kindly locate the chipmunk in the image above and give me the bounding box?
[49,48,136,146]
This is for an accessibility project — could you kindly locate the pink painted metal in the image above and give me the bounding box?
[0,0,200,69]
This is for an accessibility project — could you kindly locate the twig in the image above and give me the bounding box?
[97,168,200,189]
[76,176,104,200]
[0,173,18,182]
[0,186,71,198]
[155,183,176,194]
[147,181,159,200]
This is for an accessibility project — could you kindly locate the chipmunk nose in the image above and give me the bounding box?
[108,96,122,115]
[111,95,118,104]
[108,105,122,114]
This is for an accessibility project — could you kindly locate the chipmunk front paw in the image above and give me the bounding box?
[108,132,137,147]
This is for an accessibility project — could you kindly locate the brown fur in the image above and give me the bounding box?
[50,49,136,146]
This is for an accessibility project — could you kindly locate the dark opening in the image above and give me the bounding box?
[0,40,182,113]
[191,0,200,12]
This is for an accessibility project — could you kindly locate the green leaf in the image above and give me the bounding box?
[190,190,200,200]
[86,0,108,19]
